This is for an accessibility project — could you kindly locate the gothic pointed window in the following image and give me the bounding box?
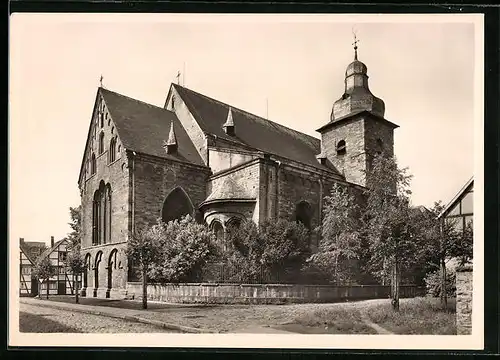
[92,182,112,246]
[109,137,116,164]
[91,153,96,175]
[99,132,105,155]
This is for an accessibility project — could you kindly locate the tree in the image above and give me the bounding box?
[361,154,418,311]
[309,183,362,284]
[33,256,56,300]
[126,221,163,309]
[65,245,86,304]
[415,202,474,309]
[67,205,82,248]
[149,215,217,284]
[224,219,311,283]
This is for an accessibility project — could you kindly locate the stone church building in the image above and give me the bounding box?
[78,48,398,298]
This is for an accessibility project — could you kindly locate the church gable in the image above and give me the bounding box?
[79,87,206,188]
[78,89,125,187]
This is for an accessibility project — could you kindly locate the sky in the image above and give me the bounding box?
[9,14,480,245]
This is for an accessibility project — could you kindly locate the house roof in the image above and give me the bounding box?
[100,88,205,167]
[36,239,68,265]
[20,244,35,265]
[171,84,340,173]
[438,177,474,219]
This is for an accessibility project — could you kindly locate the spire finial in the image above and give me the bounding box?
[99,75,104,88]
[164,121,178,153]
[223,107,235,135]
[352,28,359,60]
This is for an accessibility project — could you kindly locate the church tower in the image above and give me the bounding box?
[316,37,399,188]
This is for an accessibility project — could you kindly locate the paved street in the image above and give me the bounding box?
[19,303,180,333]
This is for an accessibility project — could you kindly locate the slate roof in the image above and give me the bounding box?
[203,177,256,206]
[172,84,339,173]
[100,88,205,166]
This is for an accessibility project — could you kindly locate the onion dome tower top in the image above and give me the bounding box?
[330,34,385,122]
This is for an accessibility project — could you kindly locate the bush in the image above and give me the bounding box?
[424,269,456,297]
[222,219,311,283]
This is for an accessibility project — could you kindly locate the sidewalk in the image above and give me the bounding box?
[20,297,213,333]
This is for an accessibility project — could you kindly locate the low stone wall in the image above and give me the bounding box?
[456,265,473,335]
[126,282,425,304]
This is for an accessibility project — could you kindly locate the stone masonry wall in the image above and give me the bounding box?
[126,282,425,304]
[320,117,367,187]
[456,265,473,335]
[80,94,130,297]
[133,153,211,231]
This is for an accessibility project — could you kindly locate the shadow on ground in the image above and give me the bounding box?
[43,295,236,312]
[19,312,81,333]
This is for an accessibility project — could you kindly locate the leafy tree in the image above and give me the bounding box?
[126,221,163,309]
[361,154,419,311]
[67,205,82,248]
[424,268,456,298]
[65,245,86,304]
[33,256,56,300]
[149,215,217,284]
[415,202,473,308]
[224,219,311,283]
[309,183,362,284]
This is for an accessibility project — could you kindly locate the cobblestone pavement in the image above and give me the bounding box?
[19,303,179,333]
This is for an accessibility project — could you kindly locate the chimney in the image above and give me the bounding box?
[50,236,54,247]
[20,237,24,245]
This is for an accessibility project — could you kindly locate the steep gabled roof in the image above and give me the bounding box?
[171,84,339,173]
[100,88,205,166]
[20,244,35,265]
[36,239,68,265]
[438,177,474,219]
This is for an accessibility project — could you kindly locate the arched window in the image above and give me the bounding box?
[98,132,105,155]
[99,110,104,128]
[109,138,116,163]
[94,251,103,292]
[83,253,91,288]
[336,140,346,156]
[211,221,225,251]
[91,153,96,175]
[161,187,194,224]
[295,201,312,230]
[106,184,112,244]
[92,182,112,245]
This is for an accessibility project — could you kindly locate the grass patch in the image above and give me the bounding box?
[367,297,456,335]
[290,304,376,334]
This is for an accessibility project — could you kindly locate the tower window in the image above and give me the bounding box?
[376,138,383,155]
[336,140,346,156]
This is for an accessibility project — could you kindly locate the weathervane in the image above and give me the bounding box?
[352,28,360,60]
